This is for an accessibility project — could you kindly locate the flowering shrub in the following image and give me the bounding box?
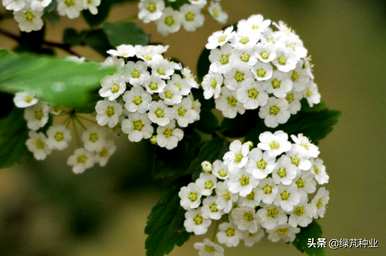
[178,131,329,255]
[201,14,321,128]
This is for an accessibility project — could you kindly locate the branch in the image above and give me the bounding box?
[0,28,80,56]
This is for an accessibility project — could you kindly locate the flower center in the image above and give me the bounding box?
[106,106,115,117]
[163,128,173,138]
[271,78,282,89]
[227,96,237,107]
[240,52,250,62]
[234,152,243,163]
[280,190,290,200]
[226,227,235,237]
[185,11,195,22]
[296,177,304,188]
[239,36,249,44]
[89,132,99,142]
[239,175,250,186]
[257,159,267,169]
[204,180,214,190]
[291,70,299,81]
[54,132,64,142]
[263,184,272,194]
[210,79,217,89]
[164,16,175,26]
[149,81,159,91]
[219,54,229,65]
[267,207,279,218]
[256,68,267,78]
[209,202,218,212]
[34,109,43,120]
[133,120,144,131]
[269,141,280,150]
[188,192,198,202]
[146,2,157,12]
[278,55,287,65]
[77,154,88,164]
[131,69,141,78]
[133,96,143,105]
[155,108,165,118]
[234,70,245,82]
[260,51,269,60]
[294,206,305,216]
[64,0,75,7]
[286,92,295,103]
[269,105,280,116]
[247,88,259,99]
[243,212,254,222]
[35,139,45,149]
[278,167,287,178]
[111,84,120,93]
[193,214,203,225]
[24,10,35,22]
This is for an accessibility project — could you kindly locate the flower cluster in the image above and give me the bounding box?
[178,131,330,255]
[2,0,101,32]
[96,44,201,150]
[14,91,116,174]
[202,14,321,128]
[138,0,228,36]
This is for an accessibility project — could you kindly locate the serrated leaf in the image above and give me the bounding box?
[0,49,115,108]
[0,108,29,168]
[102,21,149,46]
[145,187,190,256]
[293,221,326,256]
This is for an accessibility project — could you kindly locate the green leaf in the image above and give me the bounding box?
[0,49,115,108]
[196,48,210,82]
[145,187,190,256]
[0,108,29,168]
[293,221,326,256]
[82,0,114,27]
[63,28,112,56]
[102,21,149,46]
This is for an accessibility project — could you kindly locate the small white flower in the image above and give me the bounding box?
[148,101,171,126]
[237,14,271,34]
[311,187,329,218]
[259,97,290,128]
[212,160,229,180]
[288,200,316,228]
[194,239,224,256]
[267,224,300,242]
[256,178,278,204]
[274,184,301,212]
[159,84,182,105]
[195,172,217,196]
[179,182,203,210]
[135,45,168,64]
[107,44,136,58]
[138,0,165,23]
[252,61,273,81]
[258,131,292,157]
[231,31,260,50]
[184,208,211,235]
[291,133,320,158]
[216,222,241,247]
[208,1,228,24]
[304,82,321,107]
[201,196,224,220]
[24,102,50,131]
[223,140,250,171]
[215,182,237,213]
[156,7,182,36]
[81,127,106,152]
[26,131,51,160]
[206,27,234,50]
[125,61,150,86]
[3,0,27,11]
[230,207,259,233]
[99,75,126,101]
[13,91,38,108]
[189,0,206,7]
[224,64,254,91]
[293,171,316,194]
[287,150,312,173]
[180,4,204,32]
[233,49,257,66]
[208,45,234,74]
[144,75,167,94]
[263,71,293,98]
[255,43,276,63]
[83,0,100,15]
[202,73,223,99]
[241,229,265,247]
[95,100,123,128]
[121,113,153,142]
[14,8,43,32]
[273,47,298,72]
[285,91,302,114]
[310,158,329,185]
[238,187,260,208]
[102,56,125,68]
[67,148,95,174]
[168,73,194,96]
[57,0,83,19]
[156,121,184,149]
[173,97,198,128]
[272,156,298,185]
[257,204,287,230]
[94,140,116,167]
[227,169,258,197]
[201,161,212,173]
[246,148,276,179]
[215,88,245,118]
[122,86,152,113]
[236,82,268,110]
[47,125,72,150]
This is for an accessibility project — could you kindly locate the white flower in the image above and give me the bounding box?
[180,4,204,32]
[231,31,260,50]
[148,101,171,126]
[144,75,167,94]
[83,0,100,15]
[201,196,224,220]
[216,222,241,247]
[290,61,311,92]
[3,0,27,11]
[311,187,329,218]
[67,148,95,174]
[202,73,223,99]
[47,125,72,150]
[289,200,316,227]
[99,75,126,101]
[224,64,254,91]
[122,86,152,113]
[287,149,312,171]
[95,100,123,128]
[24,102,50,131]
[258,131,292,157]
[233,49,257,66]
[156,121,183,149]
[208,45,234,74]
[57,0,83,19]
[258,98,290,128]
[26,131,51,160]
[236,83,268,110]
[241,229,265,247]
[273,47,298,72]
[274,185,301,212]
[238,188,260,208]
[230,207,259,233]
[215,88,245,118]
[208,1,228,24]
[160,84,182,105]
[256,178,278,204]
[285,91,302,114]
[290,133,320,158]
[304,82,321,107]
[81,127,106,152]
[223,140,250,171]
[194,239,224,256]
[135,45,169,64]
[13,91,38,108]
[255,43,276,63]
[257,204,287,230]
[102,56,125,68]
[263,71,293,98]
[184,208,211,235]
[195,172,217,196]
[189,0,206,7]
[168,73,193,96]
[152,59,181,79]
[310,158,329,185]
[206,27,234,50]
[138,0,165,23]
[212,160,229,180]
[121,113,153,142]
[293,172,316,194]
[215,182,237,214]
[267,224,300,242]
[227,169,258,197]
[272,156,298,185]
[173,97,198,127]
[125,61,150,86]
[201,161,212,173]
[156,7,182,36]
[246,148,276,179]
[179,183,202,210]
[237,14,271,34]
[14,8,43,32]
[94,140,116,167]
[107,44,136,58]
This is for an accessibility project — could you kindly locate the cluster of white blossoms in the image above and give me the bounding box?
[2,0,101,32]
[138,0,228,36]
[178,131,330,255]
[202,14,321,128]
[13,91,116,174]
[96,44,201,150]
